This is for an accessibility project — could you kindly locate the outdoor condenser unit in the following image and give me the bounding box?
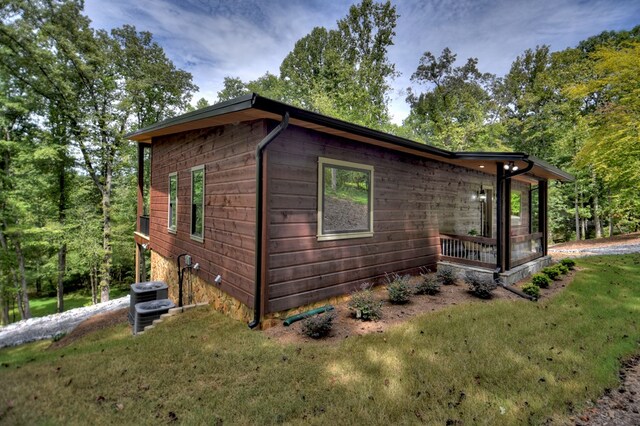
[128,281,169,325]
[133,299,176,334]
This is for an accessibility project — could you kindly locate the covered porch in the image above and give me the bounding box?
[435,155,570,284]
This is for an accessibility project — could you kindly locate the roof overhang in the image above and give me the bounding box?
[126,94,573,182]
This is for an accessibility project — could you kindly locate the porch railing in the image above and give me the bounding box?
[440,234,497,268]
[510,232,544,268]
[139,215,150,236]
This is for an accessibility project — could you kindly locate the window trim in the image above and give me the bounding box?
[317,157,374,241]
[168,172,178,234]
[190,165,205,242]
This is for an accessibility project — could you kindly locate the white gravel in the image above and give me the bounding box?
[549,243,640,256]
[0,296,130,349]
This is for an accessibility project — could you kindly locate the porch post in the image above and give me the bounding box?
[504,174,512,270]
[496,164,505,272]
[137,143,144,233]
[539,180,548,256]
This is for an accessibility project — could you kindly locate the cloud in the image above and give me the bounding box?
[84,0,640,124]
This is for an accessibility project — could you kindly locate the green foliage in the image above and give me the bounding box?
[557,264,570,275]
[542,267,561,281]
[560,258,576,270]
[436,265,456,286]
[301,312,335,339]
[386,273,412,304]
[464,272,497,299]
[521,283,541,299]
[415,271,440,295]
[348,284,382,320]
[532,273,552,288]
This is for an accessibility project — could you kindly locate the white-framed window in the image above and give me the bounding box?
[190,165,205,242]
[317,157,374,241]
[168,172,178,233]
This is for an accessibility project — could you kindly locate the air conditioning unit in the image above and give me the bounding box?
[128,281,169,325]
[133,299,176,334]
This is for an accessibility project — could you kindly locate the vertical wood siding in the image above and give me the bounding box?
[265,125,502,313]
[149,121,266,308]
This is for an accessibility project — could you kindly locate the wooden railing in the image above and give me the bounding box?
[139,215,150,236]
[510,232,544,268]
[440,234,497,268]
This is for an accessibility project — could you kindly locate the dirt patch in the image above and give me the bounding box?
[263,271,574,345]
[550,233,640,251]
[575,356,640,426]
[48,308,129,350]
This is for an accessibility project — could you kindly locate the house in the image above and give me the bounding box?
[127,94,573,328]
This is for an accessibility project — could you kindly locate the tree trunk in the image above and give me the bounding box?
[14,241,31,319]
[57,244,66,313]
[581,218,587,241]
[0,291,9,326]
[574,181,580,241]
[91,266,98,305]
[592,170,602,239]
[99,156,113,303]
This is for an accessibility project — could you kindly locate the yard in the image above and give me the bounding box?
[1,254,639,424]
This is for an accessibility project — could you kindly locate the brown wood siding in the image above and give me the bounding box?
[265,125,499,313]
[149,121,265,308]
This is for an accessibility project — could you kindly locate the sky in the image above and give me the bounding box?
[84,0,640,124]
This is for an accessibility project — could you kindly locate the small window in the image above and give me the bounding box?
[190,166,204,241]
[511,190,522,225]
[317,157,373,241]
[168,172,177,233]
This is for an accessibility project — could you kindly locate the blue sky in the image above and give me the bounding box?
[84,0,640,123]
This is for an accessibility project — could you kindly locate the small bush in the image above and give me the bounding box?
[560,258,576,270]
[437,266,457,286]
[557,264,569,275]
[415,272,440,295]
[521,283,541,299]
[532,273,552,288]
[301,312,335,339]
[386,273,413,304]
[348,284,383,321]
[542,266,561,281]
[465,272,497,299]
[52,331,67,342]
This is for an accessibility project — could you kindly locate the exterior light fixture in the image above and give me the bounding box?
[479,165,485,169]
[478,185,487,202]
[504,161,519,172]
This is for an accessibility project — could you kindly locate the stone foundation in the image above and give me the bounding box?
[150,251,253,324]
[438,256,553,286]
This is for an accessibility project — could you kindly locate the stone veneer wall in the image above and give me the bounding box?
[151,251,253,324]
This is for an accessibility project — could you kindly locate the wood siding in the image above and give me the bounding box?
[149,121,265,308]
[265,125,501,313]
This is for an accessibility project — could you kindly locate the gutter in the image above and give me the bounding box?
[248,110,290,329]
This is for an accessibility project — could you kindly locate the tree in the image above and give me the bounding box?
[405,48,500,151]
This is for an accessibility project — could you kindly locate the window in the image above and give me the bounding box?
[190,165,204,241]
[511,190,522,225]
[530,185,539,233]
[317,157,373,241]
[168,172,177,233]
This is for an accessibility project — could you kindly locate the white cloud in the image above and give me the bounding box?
[84,0,640,124]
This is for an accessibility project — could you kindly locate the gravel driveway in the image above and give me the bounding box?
[0,296,129,349]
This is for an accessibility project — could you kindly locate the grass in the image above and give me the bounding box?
[1,254,639,424]
[5,287,129,324]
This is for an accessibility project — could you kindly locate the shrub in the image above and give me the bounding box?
[532,273,552,288]
[465,272,497,299]
[437,266,457,286]
[348,284,383,321]
[560,258,576,270]
[301,312,335,339]
[542,266,561,281]
[415,272,440,295]
[557,264,569,275]
[521,283,541,299]
[386,273,413,304]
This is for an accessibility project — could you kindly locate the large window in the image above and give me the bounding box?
[168,172,177,233]
[190,165,204,241]
[511,190,522,225]
[317,157,373,241]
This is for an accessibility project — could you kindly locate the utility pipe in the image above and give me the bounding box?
[249,111,290,329]
[283,305,335,326]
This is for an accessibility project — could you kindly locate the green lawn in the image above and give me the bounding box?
[1,254,639,424]
[6,287,129,324]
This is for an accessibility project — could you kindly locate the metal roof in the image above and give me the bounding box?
[126,93,573,182]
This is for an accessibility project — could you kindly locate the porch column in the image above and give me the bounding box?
[496,164,505,272]
[539,180,548,256]
[137,143,144,233]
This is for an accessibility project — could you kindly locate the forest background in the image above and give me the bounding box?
[1,0,638,323]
